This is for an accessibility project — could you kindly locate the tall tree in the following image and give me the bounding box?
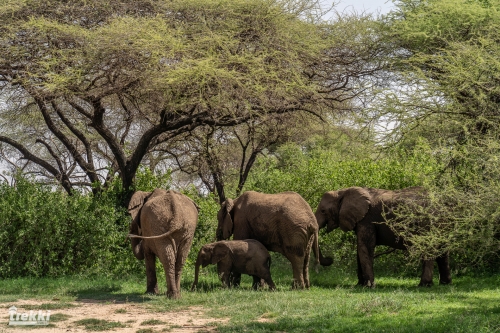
[375,0,500,264]
[163,113,309,202]
[160,11,393,203]
[0,0,334,199]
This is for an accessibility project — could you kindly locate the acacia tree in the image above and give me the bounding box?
[160,12,393,203]
[0,0,333,199]
[375,0,500,265]
[162,113,310,203]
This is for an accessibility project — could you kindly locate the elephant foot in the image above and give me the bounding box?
[439,279,452,285]
[418,280,434,287]
[357,280,375,288]
[167,290,181,299]
[145,285,159,295]
[291,280,305,290]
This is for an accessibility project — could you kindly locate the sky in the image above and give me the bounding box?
[334,0,395,15]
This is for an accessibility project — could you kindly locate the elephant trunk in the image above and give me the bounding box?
[319,247,333,266]
[315,210,326,230]
[313,207,333,266]
[191,258,201,291]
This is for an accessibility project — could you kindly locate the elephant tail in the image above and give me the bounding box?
[127,230,173,240]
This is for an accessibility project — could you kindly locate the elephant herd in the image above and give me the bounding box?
[128,187,452,298]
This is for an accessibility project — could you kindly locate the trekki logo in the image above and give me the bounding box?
[8,306,51,326]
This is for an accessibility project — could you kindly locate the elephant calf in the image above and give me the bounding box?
[191,239,276,291]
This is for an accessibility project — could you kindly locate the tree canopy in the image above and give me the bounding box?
[0,0,351,195]
[375,0,500,264]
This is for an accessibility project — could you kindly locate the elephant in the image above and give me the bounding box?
[128,189,198,299]
[216,191,320,289]
[315,186,452,287]
[191,239,276,291]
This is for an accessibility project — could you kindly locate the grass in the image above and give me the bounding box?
[141,319,167,325]
[48,313,72,322]
[74,318,127,331]
[136,329,155,333]
[1,257,499,333]
[20,302,77,310]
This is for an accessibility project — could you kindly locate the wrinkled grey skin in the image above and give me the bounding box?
[128,189,198,299]
[191,239,276,291]
[216,191,320,289]
[315,186,452,288]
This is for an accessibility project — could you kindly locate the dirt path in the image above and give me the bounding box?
[2,299,228,333]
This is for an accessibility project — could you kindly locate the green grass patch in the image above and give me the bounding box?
[115,308,127,313]
[141,319,166,325]
[136,329,156,333]
[20,302,77,310]
[0,295,18,303]
[48,313,71,322]
[74,318,126,331]
[1,259,499,333]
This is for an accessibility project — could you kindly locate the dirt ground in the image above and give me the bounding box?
[2,299,228,333]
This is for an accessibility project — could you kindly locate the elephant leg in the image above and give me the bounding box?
[220,270,231,288]
[286,254,305,289]
[157,242,179,298]
[356,253,364,286]
[144,251,158,294]
[356,234,376,288]
[231,272,241,288]
[174,239,192,292]
[436,253,452,285]
[260,271,276,291]
[252,275,260,290]
[419,259,435,287]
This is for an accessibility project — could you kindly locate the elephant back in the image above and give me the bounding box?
[139,190,198,238]
[233,191,315,255]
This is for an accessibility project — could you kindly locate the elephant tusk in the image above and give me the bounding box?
[127,231,173,240]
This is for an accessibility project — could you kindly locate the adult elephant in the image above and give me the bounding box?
[216,191,321,289]
[128,189,198,299]
[315,186,452,287]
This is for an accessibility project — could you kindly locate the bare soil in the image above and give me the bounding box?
[2,299,228,333]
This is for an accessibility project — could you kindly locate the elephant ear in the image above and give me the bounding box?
[212,243,230,264]
[339,187,371,232]
[128,191,151,226]
[222,198,234,240]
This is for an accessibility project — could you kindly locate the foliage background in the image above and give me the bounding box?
[1,0,500,281]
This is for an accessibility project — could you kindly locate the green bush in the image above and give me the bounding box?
[0,171,220,279]
[181,188,220,265]
[242,141,438,275]
[244,141,437,207]
[0,177,141,278]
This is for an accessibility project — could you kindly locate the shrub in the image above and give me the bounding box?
[0,176,141,278]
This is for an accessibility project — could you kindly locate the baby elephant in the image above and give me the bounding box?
[191,239,276,291]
